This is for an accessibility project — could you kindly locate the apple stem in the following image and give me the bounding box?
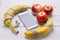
[41,13,43,15]
[47,7,49,9]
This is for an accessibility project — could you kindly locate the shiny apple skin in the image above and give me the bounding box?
[32,4,42,13]
[43,4,53,15]
[37,12,48,24]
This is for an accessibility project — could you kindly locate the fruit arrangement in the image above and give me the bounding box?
[4,4,53,38]
[25,4,53,38]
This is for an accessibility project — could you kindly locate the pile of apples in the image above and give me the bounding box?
[32,4,53,24]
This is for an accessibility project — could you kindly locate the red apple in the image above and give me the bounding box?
[32,4,42,15]
[37,12,48,24]
[43,4,53,15]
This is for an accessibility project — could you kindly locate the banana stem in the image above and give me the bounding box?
[8,24,19,34]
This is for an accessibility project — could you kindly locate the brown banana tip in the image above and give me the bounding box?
[16,31,19,34]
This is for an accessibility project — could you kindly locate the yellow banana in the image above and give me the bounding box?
[25,18,53,38]
[4,4,28,34]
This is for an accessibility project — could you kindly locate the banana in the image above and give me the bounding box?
[4,4,28,34]
[25,18,53,38]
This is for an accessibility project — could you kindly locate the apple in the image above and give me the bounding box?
[43,4,53,15]
[32,4,42,15]
[37,12,48,24]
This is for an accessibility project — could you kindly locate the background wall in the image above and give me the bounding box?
[0,0,60,40]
